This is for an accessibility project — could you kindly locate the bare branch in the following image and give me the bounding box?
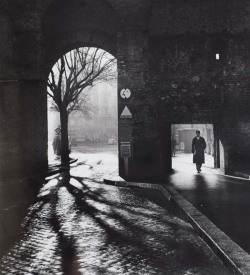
[47,46,117,118]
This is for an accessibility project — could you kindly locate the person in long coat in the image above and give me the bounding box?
[192,130,206,173]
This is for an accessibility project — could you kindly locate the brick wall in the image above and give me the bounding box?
[149,0,250,35]
[0,9,14,78]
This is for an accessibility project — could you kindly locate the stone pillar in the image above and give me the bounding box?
[117,31,171,182]
[213,124,220,169]
[0,14,49,254]
[219,117,238,175]
[0,79,48,181]
[0,78,47,256]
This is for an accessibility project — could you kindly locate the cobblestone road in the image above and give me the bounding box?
[0,154,230,274]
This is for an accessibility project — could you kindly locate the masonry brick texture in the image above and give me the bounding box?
[1,0,250,254]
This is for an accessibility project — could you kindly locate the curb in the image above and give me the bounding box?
[165,186,250,275]
[103,178,250,275]
[103,179,172,201]
[234,172,250,179]
[47,158,78,176]
[48,158,78,169]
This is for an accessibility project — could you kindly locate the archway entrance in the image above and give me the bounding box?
[171,124,220,173]
[47,47,118,172]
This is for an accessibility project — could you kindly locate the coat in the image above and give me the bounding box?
[192,136,206,164]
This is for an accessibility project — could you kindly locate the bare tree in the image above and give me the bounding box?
[47,47,116,162]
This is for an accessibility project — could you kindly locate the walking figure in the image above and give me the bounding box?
[192,130,206,173]
[53,126,61,156]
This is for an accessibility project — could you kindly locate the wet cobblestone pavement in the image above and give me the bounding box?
[0,154,230,274]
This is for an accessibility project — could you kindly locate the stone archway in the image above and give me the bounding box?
[41,0,119,77]
[41,0,120,171]
[0,0,180,183]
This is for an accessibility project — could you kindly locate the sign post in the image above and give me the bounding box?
[120,142,131,177]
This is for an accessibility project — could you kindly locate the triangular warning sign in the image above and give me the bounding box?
[120,106,132,118]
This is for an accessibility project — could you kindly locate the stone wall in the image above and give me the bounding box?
[1,0,250,182]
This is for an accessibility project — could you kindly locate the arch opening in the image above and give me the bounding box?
[47,46,118,172]
[171,124,221,173]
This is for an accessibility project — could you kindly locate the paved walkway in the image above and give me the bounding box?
[171,153,250,255]
[0,153,229,274]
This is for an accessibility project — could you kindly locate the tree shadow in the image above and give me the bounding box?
[44,172,219,274]
[69,175,191,233]
[47,173,81,275]
[10,171,228,275]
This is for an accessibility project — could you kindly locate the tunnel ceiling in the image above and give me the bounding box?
[43,0,119,35]
[1,0,250,34]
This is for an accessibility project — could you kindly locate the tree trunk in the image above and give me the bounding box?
[60,108,70,163]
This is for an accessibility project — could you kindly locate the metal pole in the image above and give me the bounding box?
[124,158,129,177]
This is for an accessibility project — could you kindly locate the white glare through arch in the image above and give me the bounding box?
[47,47,118,168]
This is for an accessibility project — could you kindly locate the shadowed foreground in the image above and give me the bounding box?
[1,153,230,274]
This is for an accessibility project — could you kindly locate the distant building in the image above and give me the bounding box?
[48,81,118,144]
[68,82,118,143]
